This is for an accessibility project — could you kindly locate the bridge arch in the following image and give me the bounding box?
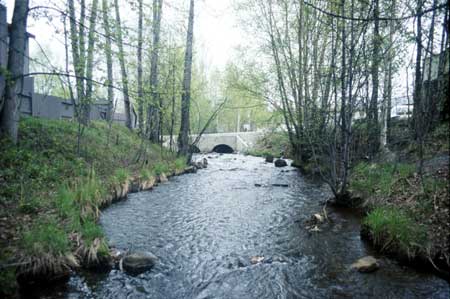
[212,144,234,153]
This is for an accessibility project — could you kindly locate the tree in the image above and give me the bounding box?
[114,0,133,130]
[102,0,114,121]
[0,0,30,143]
[137,0,144,134]
[368,0,381,156]
[148,0,164,142]
[178,0,195,156]
[84,0,99,122]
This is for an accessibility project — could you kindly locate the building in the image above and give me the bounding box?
[0,4,137,128]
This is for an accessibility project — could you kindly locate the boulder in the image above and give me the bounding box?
[121,252,158,275]
[274,159,288,167]
[351,256,379,273]
[313,213,324,223]
[265,155,274,163]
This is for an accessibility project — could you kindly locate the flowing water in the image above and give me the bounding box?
[42,154,448,298]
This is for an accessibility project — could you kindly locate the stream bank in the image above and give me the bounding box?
[37,154,449,299]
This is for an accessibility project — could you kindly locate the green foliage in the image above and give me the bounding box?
[112,168,130,185]
[81,220,104,246]
[174,157,187,170]
[246,131,291,158]
[0,117,182,293]
[153,162,169,175]
[364,207,428,257]
[21,219,70,256]
[139,168,154,180]
[350,162,415,197]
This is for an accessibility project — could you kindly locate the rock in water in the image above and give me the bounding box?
[250,256,265,264]
[351,256,379,273]
[274,159,288,167]
[121,252,158,275]
[265,155,274,163]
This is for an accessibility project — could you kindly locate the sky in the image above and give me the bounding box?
[1,0,244,72]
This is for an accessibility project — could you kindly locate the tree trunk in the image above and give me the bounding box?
[368,0,380,156]
[412,0,423,139]
[68,0,85,122]
[137,0,144,134]
[178,0,195,156]
[84,0,99,124]
[102,0,114,122]
[0,4,7,113]
[0,0,29,143]
[148,0,163,142]
[114,0,132,130]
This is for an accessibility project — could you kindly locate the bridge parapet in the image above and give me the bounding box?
[162,131,263,153]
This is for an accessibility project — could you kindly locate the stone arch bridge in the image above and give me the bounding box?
[163,132,264,153]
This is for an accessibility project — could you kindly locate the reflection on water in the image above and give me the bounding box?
[49,154,449,298]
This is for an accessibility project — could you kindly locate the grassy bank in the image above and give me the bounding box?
[350,124,449,275]
[245,131,292,158]
[0,117,187,296]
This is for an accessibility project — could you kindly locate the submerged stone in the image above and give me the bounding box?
[121,252,158,275]
[274,159,288,167]
[265,155,274,163]
[351,256,380,273]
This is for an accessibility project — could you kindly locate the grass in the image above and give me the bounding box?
[112,168,130,186]
[363,206,428,258]
[21,219,70,256]
[0,117,185,296]
[153,161,170,176]
[350,162,416,199]
[245,131,291,158]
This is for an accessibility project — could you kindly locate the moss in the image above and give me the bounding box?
[363,206,429,258]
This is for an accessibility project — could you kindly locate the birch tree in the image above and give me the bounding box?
[178,0,195,156]
[114,0,133,130]
[0,0,29,143]
[148,0,164,142]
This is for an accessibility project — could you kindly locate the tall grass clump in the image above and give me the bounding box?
[350,162,415,198]
[153,162,169,176]
[363,206,428,258]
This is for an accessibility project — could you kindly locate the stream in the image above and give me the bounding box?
[39,154,448,298]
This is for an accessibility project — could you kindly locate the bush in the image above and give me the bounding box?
[363,206,428,257]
